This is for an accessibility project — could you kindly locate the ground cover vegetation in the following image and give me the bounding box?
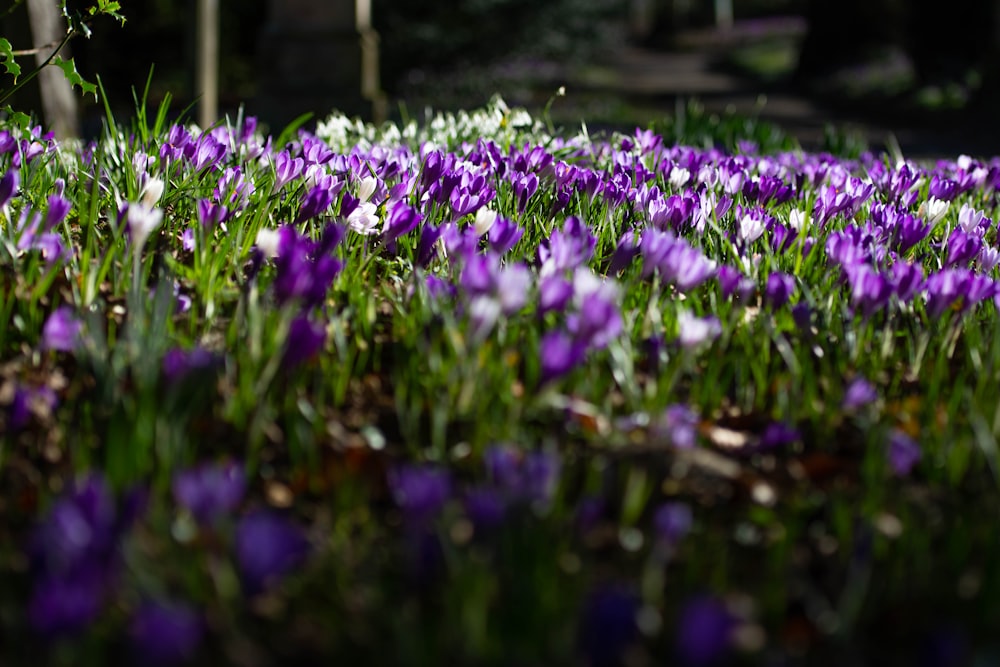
[4,37,1000,664]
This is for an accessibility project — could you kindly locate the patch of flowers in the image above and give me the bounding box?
[1,96,999,664]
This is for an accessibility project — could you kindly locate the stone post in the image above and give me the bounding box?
[255,0,385,131]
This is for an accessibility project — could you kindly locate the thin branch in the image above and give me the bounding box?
[12,34,68,57]
[0,29,73,106]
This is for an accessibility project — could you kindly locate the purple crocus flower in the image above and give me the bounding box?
[235,510,310,594]
[924,268,996,319]
[272,150,305,193]
[296,183,334,223]
[172,460,246,525]
[487,216,524,255]
[162,346,219,384]
[160,124,192,161]
[0,168,18,207]
[640,231,717,290]
[282,316,326,368]
[450,188,489,218]
[675,595,736,666]
[40,306,82,352]
[764,272,795,309]
[717,265,755,302]
[538,275,574,315]
[196,198,228,230]
[608,230,640,274]
[578,586,639,666]
[928,174,961,201]
[28,566,106,638]
[652,403,700,449]
[676,311,721,349]
[567,293,623,351]
[314,220,345,256]
[889,212,931,254]
[463,487,507,531]
[845,264,892,319]
[31,475,118,577]
[759,421,800,450]
[513,172,539,212]
[843,377,878,411]
[654,501,693,547]
[424,274,456,301]
[891,261,924,303]
[416,223,443,267]
[128,600,203,665]
[382,200,422,243]
[272,226,343,309]
[483,444,561,506]
[185,132,227,171]
[539,330,586,384]
[538,216,596,276]
[945,229,983,268]
[8,386,33,431]
[888,430,921,476]
[43,194,70,230]
[459,252,499,296]
[181,228,195,252]
[27,474,135,638]
[979,244,1000,273]
[388,464,452,524]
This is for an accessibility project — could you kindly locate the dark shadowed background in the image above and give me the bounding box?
[5,0,1000,157]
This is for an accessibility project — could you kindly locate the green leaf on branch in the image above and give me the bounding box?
[89,0,125,25]
[0,38,20,82]
[1,105,32,131]
[52,56,97,99]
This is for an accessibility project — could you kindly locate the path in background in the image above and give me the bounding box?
[561,17,1000,162]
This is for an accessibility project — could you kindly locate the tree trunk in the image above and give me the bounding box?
[26,0,78,139]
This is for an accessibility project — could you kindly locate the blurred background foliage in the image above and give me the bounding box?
[3,0,1000,133]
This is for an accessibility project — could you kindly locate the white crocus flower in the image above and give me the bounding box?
[920,197,949,225]
[738,214,765,243]
[788,209,807,232]
[958,203,986,234]
[255,228,281,258]
[347,201,380,235]
[127,203,164,253]
[669,166,691,189]
[140,176,164,208]
[474,207,498,237]
[358,175,378,203]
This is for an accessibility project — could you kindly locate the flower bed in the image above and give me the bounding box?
[2,97,999,664]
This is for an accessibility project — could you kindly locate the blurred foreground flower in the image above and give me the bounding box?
[888,430,921,476]
[388,464,452,525]
[654,501,693,548]
[173,460,246,525]
[675,595,735,666]
[483,444,561,509]
[676,311,721,350]
[235,510,310,595]
[842,377,877,412]
[578,585,639,666]
[128,599,203,666]
[40,306,82,352]
[28,475,143,638]
[652,404,700,449]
